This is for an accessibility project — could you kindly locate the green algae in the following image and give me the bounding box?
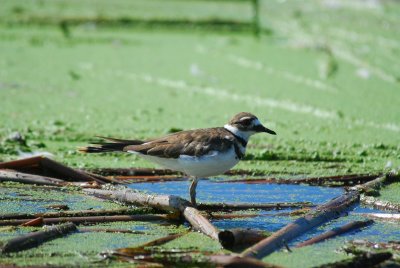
[378,182,400,204]
[161,232,223,252]
[0,23,398,176]
[0,182,126,214]
[0,0,400,266]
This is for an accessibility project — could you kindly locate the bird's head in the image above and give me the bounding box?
[224,112,276,140]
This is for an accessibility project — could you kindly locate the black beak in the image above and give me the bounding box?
[254,124,276,135]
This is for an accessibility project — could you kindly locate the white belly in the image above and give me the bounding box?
[130,147,240,177]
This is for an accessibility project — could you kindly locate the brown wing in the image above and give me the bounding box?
[123,128,234,158]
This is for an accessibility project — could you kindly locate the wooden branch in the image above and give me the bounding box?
[0,156,114,184]
[0,222,77,253]
[39,157,109,184]
[116,232,188,255]
[0,214,174,226]
[356,213,400,222]
[83,188,220,240]
[315,252,392,268]
[361,195,400,212]
[217,173,381,187]
[79,228,145,234]
[0,170,67,186]
[0,156,43,169]
[198,202,313,211]
[209,213,260,220]
[219,228,269,249]
[350,174,387,194]
[295,220,374,248]
[350,240,400,251]
[241,190,359,259]
[0,208,144,220]
[20,217,44,227]
[114,250,275,268]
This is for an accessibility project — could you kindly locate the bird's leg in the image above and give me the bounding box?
[189,177,199,207]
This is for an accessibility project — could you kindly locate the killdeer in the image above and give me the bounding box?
[80,112,276,206]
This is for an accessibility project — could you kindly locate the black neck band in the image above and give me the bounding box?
[231,132,247,147]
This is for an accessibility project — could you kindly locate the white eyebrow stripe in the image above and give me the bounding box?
[239,116,252,121]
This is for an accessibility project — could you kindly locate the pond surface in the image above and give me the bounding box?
[129,180,400,244]
[129,179,343,204]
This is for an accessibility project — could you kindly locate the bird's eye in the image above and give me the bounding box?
[240,119,252,126]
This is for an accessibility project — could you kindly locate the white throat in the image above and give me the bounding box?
[224,124,253,141]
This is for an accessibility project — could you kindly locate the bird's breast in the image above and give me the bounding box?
[178,147,240,177]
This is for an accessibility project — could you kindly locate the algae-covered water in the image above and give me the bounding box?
[1,0,400,267]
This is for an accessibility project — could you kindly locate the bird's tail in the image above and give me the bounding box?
[78,136,144,153]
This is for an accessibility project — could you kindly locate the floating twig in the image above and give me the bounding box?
[209,213,260,220]
[0,208,143,220]
[198,202,313,211]
[116,232,188,255]
[20,217,44,227]
[315,252,392,268]
[0,214,175,226]
[218,228,269,250]
[356,213,400,222]
[79,228,145,234]
[113,248,275,268]
[350,240,400,251]
[0,156,114,185]
[0,170,66,186]
[0,222,77,253]
[218,173,381,187]
[295,220,374,248]
[84,188,220,241]
[241,190,360,259]
[360,195,400,212]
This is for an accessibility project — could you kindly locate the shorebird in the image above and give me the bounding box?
[80,112,276,206]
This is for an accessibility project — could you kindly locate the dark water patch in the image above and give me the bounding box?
[129,180,343,204]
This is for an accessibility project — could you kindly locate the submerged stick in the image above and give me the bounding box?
[356,213,400,222]
[218,173,381,187]
[84,188,220,240]
[0,222,77,253]
[114,249,274,268]
[0,214,173,226]
[219,228,269,249]
[350,240,400,251]
[79,228,145,234]
[315,252,392,268]
[0,208,142,220]
[360,195,400,212]
[0,170,66,186]
[350,174,387,194]
[295,220,374,248]
[241,190,359,259]
[116,232,188,255]
[198,202,313,211]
